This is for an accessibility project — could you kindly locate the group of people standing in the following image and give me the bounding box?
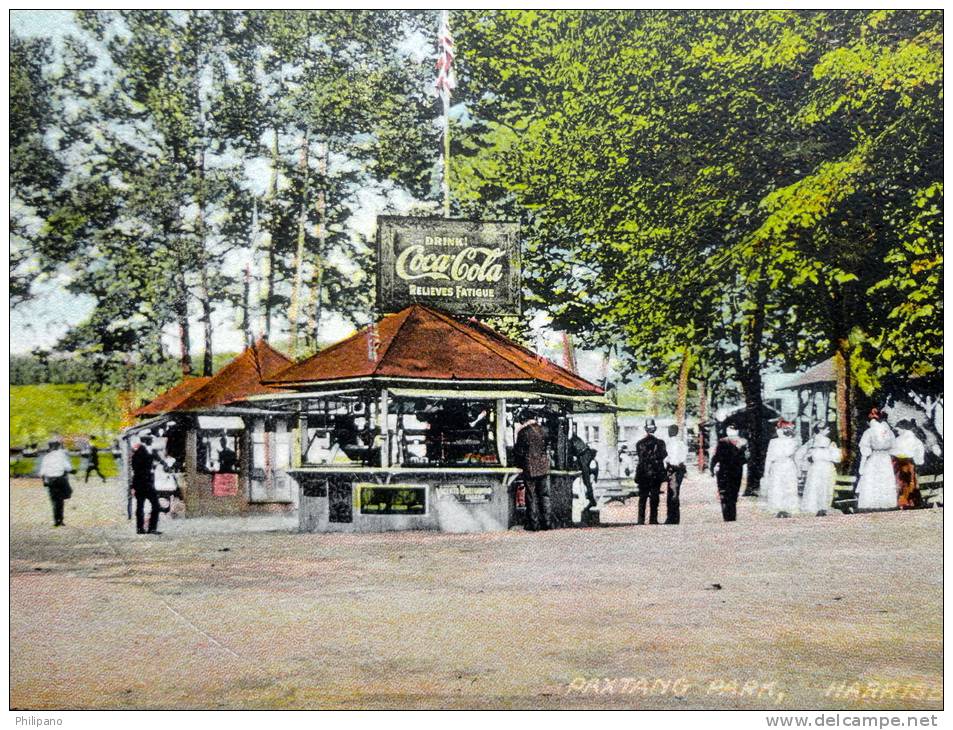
[517,406,932,531]
[760,408,928,517]
[129,431,191,534]
[632,419,688,525]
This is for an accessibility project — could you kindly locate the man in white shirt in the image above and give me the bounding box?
[664,425,688,524]
[38,436,75,527]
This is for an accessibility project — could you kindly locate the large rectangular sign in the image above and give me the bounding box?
[377,216,521,316]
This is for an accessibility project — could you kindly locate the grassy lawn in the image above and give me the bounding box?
[11,383,122,447]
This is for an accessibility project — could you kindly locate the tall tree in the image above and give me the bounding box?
[453,9,941,483]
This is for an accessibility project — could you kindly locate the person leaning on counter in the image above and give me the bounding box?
[514,410,552,531]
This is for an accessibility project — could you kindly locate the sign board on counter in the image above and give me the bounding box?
[377,216,521,316]
[435,484,494,504]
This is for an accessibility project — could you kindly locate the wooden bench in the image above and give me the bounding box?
[594,477,639,505]
[832,472,943,513]
[920,473,944,507]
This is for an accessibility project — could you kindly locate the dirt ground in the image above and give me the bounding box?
[10,471,942,710]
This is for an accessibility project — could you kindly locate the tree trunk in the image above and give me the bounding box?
[833,345,852,469]
[195,143,213,376]
[199,266,213,376]
[740,265,770,495]
[194,59,213,376]
[739,365,766,495]
[241,265,252,348]
[263,127,280,340]
[561,331,577,373]
[175,268,192,376]
[307,261,323,354]
[288,127,310,357]
[697,378,707,471]
[307,142,328,352]
[674,349,693,430]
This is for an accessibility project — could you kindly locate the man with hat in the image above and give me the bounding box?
[131,433,161,534]
[635,418,668,525]
[710,425,749,522]
[38,436,75,527]
[514,409,552,530]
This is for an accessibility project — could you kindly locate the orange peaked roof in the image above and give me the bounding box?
[267,304,603,395]
[134,340,292,416]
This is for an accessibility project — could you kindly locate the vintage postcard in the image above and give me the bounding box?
[8,8,942,721]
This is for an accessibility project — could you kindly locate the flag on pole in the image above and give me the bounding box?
[435,10,455,98]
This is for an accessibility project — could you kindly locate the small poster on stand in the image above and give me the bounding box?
[211,472,239,496]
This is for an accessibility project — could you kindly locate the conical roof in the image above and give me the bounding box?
[134,340,292,416]
[267,304,603,395]
[778,357,837,390]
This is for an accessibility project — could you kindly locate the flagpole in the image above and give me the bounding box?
[443,84,450,219]
[437,9,452,219]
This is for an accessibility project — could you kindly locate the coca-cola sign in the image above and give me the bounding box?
[377,216,521,316]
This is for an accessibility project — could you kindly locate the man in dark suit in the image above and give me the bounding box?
[635,418,668,525]
[710,425,748,522]
[514,410,552,531]
[131,434,161,534]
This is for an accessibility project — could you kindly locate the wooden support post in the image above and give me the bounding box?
[295,409,306,468]
[697,379,707,471]
[379,389,390,468]
[496,398,507,466]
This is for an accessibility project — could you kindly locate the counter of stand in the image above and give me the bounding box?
[290,465,579,533]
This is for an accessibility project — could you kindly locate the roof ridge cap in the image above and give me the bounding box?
[374,306,415,373]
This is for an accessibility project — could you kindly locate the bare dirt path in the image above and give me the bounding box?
[10,473,942,710]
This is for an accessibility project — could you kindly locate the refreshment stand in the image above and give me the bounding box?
[253,302,612,533]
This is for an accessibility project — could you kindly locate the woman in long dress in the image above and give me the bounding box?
[856,408,897,510]
[800,424,841,516]
[892,419,926,510]
[763,420,800,517]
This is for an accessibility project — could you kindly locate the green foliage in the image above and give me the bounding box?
[10,354,96,385]
[11,384,123,446]
[12,10,439,380]
[453,9,942,404]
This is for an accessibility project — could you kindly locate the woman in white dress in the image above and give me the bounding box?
[856,408,897,510]
[800,424,841,516]
[763,420,800,517]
